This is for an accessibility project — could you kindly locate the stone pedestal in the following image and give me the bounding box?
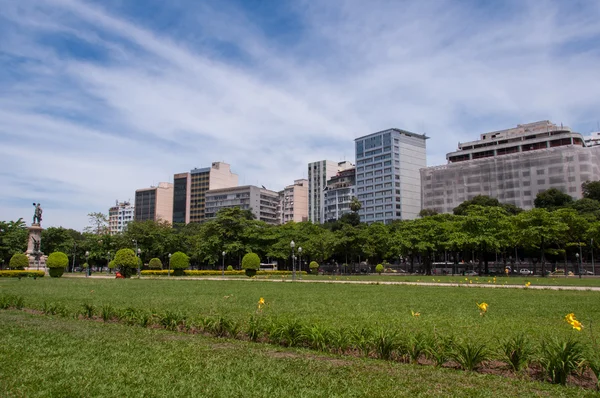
[26,224,46,270]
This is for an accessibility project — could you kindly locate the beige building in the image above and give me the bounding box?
[173,162,238,224]
[279,179,308,224]
[205,185,280,225]
[134,182,174,223]
[421,121,600,213]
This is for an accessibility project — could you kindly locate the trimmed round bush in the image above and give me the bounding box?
[108,260,116,269]
[9,253,29,270]
[309,261,319,274]
[113,248,138,278]
[242,252,260,277]
[148,257,162,270]
[82,262,89,269]
[375,264,384,274]
[170,252,190,276]
[46,252,68,278]
[227,265,234,271]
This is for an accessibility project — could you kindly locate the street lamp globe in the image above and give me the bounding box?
[222,251,226,257]
[290,240,295,249]
[298,247,302,254]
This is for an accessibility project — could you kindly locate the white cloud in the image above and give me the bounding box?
[1,0,600,229]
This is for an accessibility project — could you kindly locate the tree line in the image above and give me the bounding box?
[2,182,600,275]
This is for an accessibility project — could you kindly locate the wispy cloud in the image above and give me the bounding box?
[1,0,600,229]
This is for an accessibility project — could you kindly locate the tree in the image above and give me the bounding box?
[170,251,189,275]
[46,252,69,277]
[453,195,522,216]
[148,258,163,270]
[113,248,138,278]
[0,219,28,265]
[9,253,29,270]
[419,209,439,217]
[349,197,362,213]
[85,212,109,234]
[534,188,574,210]
[242,252,260,277]
[572,198,600,219]
[582,181,600,202]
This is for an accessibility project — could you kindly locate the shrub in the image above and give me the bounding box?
[148,258,163,270]
[242,253,260,277]
[500,334,533,372]
[539,338,586,385]
[9,253,29,270]
[227,265,234,271]
[113,248,138,278]
[170,252,190,276]
[372,328,399,360]
[451,340,490,371]
[0,270,44,278]
[140,270,307,276]
[375,264,384,274]
[309,261,319,274]
[46,252,68,278]
[82,262,89,269]
[108,260,116,269]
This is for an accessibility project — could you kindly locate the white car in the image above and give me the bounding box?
[464,270,478,276]
[519,269,532,275]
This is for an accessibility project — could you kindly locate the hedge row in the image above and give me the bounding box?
[140,270,308,276]
[0,271,45,278]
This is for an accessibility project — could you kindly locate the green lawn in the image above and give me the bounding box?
[1,310,596,398]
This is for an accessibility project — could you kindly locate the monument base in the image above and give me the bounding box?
[26,224,46,271]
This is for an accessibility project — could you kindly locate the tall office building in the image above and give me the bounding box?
[279,179,309,224]
[420,121,600,213]
[308,160,353,223]
[324,166,356,222]
[134,182,174,223]
[355,128,427,223]
[108,200,134,235]
[173,162,238,224]
[205,185,280,225]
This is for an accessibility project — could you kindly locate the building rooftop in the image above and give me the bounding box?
[355,128,428,141]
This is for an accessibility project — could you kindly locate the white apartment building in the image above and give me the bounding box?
[108,200,134,235]
[308,160,354,223]
[355,129,427,223]
[279,179,308,224]
[324,167,356,222]
[421,121,600,213]
[205,185,280,225]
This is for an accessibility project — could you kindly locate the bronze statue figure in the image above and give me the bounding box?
[32,203,43,225]
[31,237,40,254]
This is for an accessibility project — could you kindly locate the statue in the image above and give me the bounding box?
[32,203,43,225]
[31,237,40,254]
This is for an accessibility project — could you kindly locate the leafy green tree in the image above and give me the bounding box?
[148,258,163,270]
[170,251,190,275]
[553,208,589,273]
[419,209,439,217]
[453,195,522,216]
[0,219,28,265]
[46,252,69,277]
[349,197,362,213]
[242,252,260,277]
[534,188,574,210]
[582,180,600,202]
[113,248,138,278]
[9,253,29,270]
[85,212,109,234]
[571,198,600,219]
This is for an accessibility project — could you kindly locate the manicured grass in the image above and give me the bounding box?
[0,310,595,398]
[2,278,599,347]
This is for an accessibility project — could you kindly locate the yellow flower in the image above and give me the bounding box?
[565,313,575,323]
[257,297,265,310]
[477,302,488,315]
[411,310,421,317]
[465,278,468,281]
[564,313,583,331]
[525,282,531,287]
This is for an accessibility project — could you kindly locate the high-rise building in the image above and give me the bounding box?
[108,200,134,235]
[324,166,356,222]
[420,121,600,213]
[584,131,600,147]
[355,128,428,223]
[173,162,238,224]
[279,179,309,224]
[205,185,280,225]
[134,182,174,223]
[308,160,353,223]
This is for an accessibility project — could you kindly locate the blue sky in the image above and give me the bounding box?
[2,0,600,230]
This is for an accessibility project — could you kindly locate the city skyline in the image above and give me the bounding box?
[2,0,600,229]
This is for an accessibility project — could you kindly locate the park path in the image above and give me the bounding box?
[79,274,600,291]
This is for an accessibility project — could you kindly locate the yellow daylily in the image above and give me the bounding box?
[564,313,583,331]
[477,302,489,316]
[258,297,265,310]
[525,282,531,287]
[411,310,421,317]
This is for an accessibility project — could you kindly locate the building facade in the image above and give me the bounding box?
[308,160,338,223]
[205,185,280,225]
[324,167,356,222]
[279,179,309,224]
[420,121,600,213]
[108,200,134,235]
[355,129,427,223]
[134,182,174,223]
[173,162,238,224]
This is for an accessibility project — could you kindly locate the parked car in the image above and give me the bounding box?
[464,270,478,276]
[519,269,532,275]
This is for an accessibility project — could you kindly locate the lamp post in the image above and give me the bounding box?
[222,251,226,277]
[290,240,296,281]
[592,238,595,276]
[72,242,77,273]
[107,252,111,274]
[137,248,141,278]
[576,252,581,279]
[298,247,302,280]
[579,243,583,278]
[168,253,172,277]
[85,251,90,278]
